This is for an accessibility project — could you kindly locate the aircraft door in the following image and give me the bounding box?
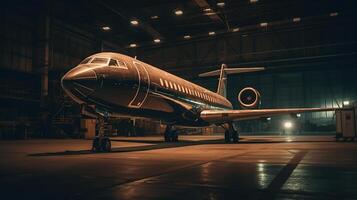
[128,61,150,108]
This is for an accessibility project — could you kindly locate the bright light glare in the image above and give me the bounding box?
[175,10,183,15]
[293,17,301,22]
[208,31,216,35]
[284,121,293,129]
[250,0,258,3]
[296,113,301,118]
[154,39,161,43]
[217,2,225,7]
[101,26,111,31]
[266,117,271,121]
[260,22,268,27]
[130,20,139,25]
[129,43,137,48]
[183,35,191,39]
[343,100,350,106]
[232,28,240,32]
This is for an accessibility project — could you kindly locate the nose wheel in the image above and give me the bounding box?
[92,116,112,152]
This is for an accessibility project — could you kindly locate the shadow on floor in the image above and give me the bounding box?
[28,137,334,157]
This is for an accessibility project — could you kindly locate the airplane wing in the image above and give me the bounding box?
[200,108,335,124]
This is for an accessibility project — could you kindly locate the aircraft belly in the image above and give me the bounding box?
[140,93,175,113]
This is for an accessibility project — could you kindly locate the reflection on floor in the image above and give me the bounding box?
[1,135,357,199]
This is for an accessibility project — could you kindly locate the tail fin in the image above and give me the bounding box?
[199,64,264,98]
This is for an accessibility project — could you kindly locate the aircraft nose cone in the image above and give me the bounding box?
[61,66,98,99]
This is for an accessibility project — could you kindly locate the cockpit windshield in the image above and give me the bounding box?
[79,57,92,64]
[90,57,109,64]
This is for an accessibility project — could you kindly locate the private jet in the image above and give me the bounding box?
[61,52,333,151]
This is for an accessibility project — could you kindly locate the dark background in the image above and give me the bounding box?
[0,0,356,138]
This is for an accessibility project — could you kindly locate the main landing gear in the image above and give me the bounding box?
[92,116,111,152]
[164,125,179,142]
[224,123,239,143]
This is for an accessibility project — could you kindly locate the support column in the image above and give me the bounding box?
[40,15,51,137]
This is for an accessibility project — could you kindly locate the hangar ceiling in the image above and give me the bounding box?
[7,0,353,49]
[2,0,356,78]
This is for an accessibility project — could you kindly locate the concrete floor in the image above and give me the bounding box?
[1,135,357,200]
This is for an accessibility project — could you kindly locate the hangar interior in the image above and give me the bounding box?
[2,1,357,200]
[1,0,357,139]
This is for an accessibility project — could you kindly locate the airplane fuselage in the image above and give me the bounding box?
[62,52,232,126]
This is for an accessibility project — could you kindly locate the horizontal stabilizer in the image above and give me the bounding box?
[199,67,265,77]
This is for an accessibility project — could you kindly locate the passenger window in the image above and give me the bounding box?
[164,80,169,88]
[173,83,177,90]
[160,78,164,86]
[169,81,173,89]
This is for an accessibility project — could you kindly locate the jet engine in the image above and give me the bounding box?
[238,87,261,109]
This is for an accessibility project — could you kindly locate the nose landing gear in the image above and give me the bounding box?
[92,116,111,152]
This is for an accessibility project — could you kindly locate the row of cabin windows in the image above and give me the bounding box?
[159,78,220,104]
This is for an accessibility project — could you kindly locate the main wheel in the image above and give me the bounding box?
[232,131,239,143]
[172,131,179,142]
[92,137,101,152]
[164,130,170,142]
[224,130,230,143]
[101,138,111,152]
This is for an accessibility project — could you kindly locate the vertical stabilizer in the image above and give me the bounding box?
[217,64,227,97]
[198,64,265,98]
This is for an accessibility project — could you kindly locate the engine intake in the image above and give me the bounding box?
[238,87,261,109]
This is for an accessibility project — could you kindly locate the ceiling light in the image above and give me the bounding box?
[130,20,139,25]
[250,0,258,3]
[208,31,216,36]
[217,2,225,7]
[101,26,111,31]
[129,43,137,48]
[260,22,268,27]
[330,12,338,17]
[151,15,159,19]
[183,35,191,39]
[293,17,301,22]
[154,38,161,43]
[203,8,212,12]
[175,10,183,16]
[232,28,240,32]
